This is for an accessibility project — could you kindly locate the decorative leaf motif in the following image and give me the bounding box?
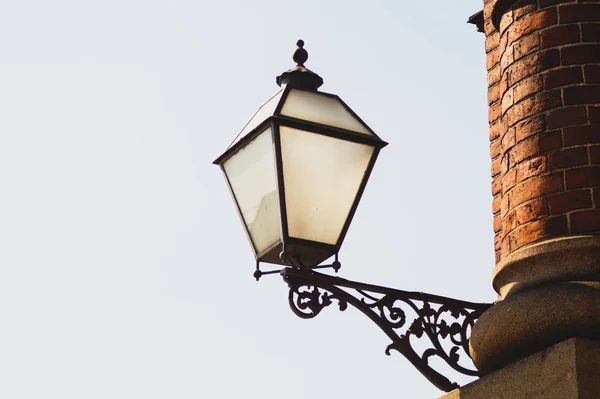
[450,346,460,363]
[438,319,450,338]
[421,301,436,319]
[408,318,424,338]
[450,322,461,336]
[288,285,348,319]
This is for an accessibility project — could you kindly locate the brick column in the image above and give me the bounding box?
[469,0,600,375]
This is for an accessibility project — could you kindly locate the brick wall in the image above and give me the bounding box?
[484,0,600,264]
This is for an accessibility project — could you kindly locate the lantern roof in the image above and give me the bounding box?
[218,85,382,160]
[214,40,387,167]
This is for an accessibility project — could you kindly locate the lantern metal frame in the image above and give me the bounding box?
[214,83,388,268]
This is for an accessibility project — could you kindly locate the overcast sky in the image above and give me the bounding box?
[0,1,494,398]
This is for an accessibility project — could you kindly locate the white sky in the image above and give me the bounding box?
[0,1,495,398]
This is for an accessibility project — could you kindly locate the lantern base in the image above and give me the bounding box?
[256,238,338,269]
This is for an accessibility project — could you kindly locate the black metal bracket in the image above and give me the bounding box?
[281,267,492,392]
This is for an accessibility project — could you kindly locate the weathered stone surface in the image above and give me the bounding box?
[492,235,600,298]
[439,338,600,399]
[469,283,600,375]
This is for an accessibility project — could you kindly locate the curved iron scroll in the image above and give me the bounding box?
[282,268,492,392]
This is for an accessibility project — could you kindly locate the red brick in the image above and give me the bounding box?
[486,32,500,53]
[559,4,600,24]
[492,156,502,177]
[501,193,511,217]
[501,45,515,76]
[516,197,550,225]
[494,234,502,251]
[506,89,562,127]
[483,0,496,22]
[500,11,514,35]
[570,210,600,233]
[538,0,570,7]
[511,130,562,163]
[563,124,600,147]
[563,85,600,106]
[502,210,518,234]
[489,84,502,105]
[502,153,511,175]
[487,46,502,71]
[489,66,502,89]
[590,106,600,123]
[491,137,502,159]
[508,215,569,250]
[540,48,562,69]
[508,50,561,87]
[544,66,583,90]
[499,33,509,56]
[549,189,593,214]
[546,106,588,130]
[591,146,600,164]
[500,68,510,93]
[584,65,600,84]
[517,155,548,181]
[502,88,514,114]
[493,194,502,214]
[510,172,565,207]
[501,236,511,258]
[562,44,600,66]
[514,74,544,103]
[503,168,518,193]
[508,8,558,45]
[565,166,600,189]
[550,147,590,170]
[502,118,510,138]
[513,0,538,20]
[502,127,517,150]
[541,24,580,49]
[514,33,541,61]
[494,213,502,233]
[581,23,600,42]
[490,121,502,141]
[489,101,502,123]
[492,175,502,196]
[515,115,546,142]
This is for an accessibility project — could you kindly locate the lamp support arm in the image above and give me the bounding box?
[281,267,492,392]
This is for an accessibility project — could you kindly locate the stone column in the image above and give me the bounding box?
[469,0,600,376]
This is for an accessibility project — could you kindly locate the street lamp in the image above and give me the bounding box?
[214,40,492,393]
[214,40,387,273]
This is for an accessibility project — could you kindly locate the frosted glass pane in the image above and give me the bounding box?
[227,89,284,150]
[223,128,281,253]
[280,126,374,244]
[280,89,372,135]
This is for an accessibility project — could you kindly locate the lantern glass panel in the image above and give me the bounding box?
[279,126,374,245]
[280,89,372,135]
[223,127,280,253]
[229,89,284,150]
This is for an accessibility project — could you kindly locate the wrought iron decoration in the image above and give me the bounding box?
[280,267,492,392]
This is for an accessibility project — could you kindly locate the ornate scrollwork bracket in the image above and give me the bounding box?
[282,267,492,392]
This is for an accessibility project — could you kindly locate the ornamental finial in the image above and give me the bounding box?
[293,39,308,66]
[276,39,323,90]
